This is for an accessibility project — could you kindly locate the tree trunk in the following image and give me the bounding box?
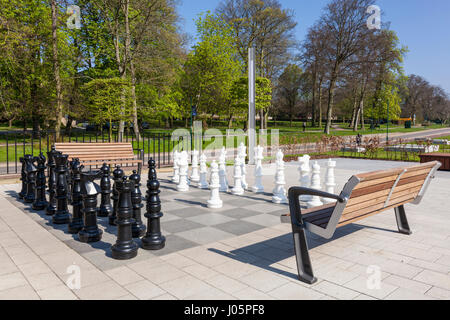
[318,79,323,129]
[325,76,337,135]
[51,0,63,141]
[228,114,233,129]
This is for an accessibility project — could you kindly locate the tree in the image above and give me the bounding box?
[275,64,305,126]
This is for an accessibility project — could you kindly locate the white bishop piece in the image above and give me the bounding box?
[231,157,244,196]
[306,161,323,208]
[190,149,200,183]
[272,150,288,204]
[219,147,229,192]
[198,153,209,189]
[176,151,190,192]
[172,150,180,183]
[207,161,223,209]
[251,145,264,193]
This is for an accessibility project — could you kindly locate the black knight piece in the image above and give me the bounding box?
[79,170,103,243]
[32,153,48,210]
[19,157,27,199]
[68,159,84,234]
[141,158,165,250]
[111,176,139,260]
[46,147,60,216]
[52,154,71,224]
[130,170,146,238]
[98,163,113,217]
[24,155,37,204]
[109,165,124,226]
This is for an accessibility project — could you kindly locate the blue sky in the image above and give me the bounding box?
[177,0,450,94]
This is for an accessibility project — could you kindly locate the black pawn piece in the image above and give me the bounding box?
[98,163,113,217]
[79,171,103,243]
[46,147,60,216]
[32,153,48,210]
[141,158,165,250]
[111,177,138,260]
[52,154,71,224]
[68,159,84,234]
[130,170,146,238]
[19,157,27,199]
[24,155,37,204]
[109,165,124,226]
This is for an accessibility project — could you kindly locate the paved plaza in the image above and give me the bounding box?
[0,158,449,300]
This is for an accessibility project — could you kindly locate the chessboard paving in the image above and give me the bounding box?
[4,175,289,272]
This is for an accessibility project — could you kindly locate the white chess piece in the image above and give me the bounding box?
[198,153,209,189]
[298,155,311,202]
[219,147,229,192]
[238,143,248,190]
[207,161,223,209]
[322,159,337,204]
[307,161,323,208]
[251,145,264,193]
[176,151,189,192]
[172,150,180,183]
[190,149,200,183]
[231,157,244,196]
[272,150,288,204]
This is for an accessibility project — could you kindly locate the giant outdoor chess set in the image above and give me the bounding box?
[6,143,340,271]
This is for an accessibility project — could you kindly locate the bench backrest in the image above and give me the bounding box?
[54,142,135,162]
[337,161,440,228]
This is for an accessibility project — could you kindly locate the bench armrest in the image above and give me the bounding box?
[133,148,144,175]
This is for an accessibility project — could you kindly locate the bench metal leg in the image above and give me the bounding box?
[292,226,318,284]
[395,205,412,235]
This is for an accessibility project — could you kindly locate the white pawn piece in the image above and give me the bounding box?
[272,150,288,204]
[190,149,200,183]
[218,147,229,192]
[231,157,245,196]
[198,153,209,189]
[238,143,248,190]
[176,151,189,192]
[251,145,264,193]
[298,155,312,202]
[172,150,180,183]
[207,161,223,209]
[307,161,323,208]
[322,159,337,204]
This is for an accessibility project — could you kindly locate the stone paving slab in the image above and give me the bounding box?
[0,158,449,300]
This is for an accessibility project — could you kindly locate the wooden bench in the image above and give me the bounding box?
[281,161,441,284]
[419,153,450,171]
[54,143,144,175]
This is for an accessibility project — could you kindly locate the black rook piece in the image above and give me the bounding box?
[109,165,124,226]
[46,147,60,216]
[98,163,113,217]
[141,158,165,250]
[24,155,37,204]
[19,157,27,199]
[130,170,146,238]
[52,154,71,224]
[79,171,103,243]
[32,153,48,210]
[68,159,84,234]
[111,177,139,260]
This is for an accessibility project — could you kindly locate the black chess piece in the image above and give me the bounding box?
[32,153,48,210]
[141,158,165,250]
[24,155,37,204]
[68,159,84,234]
[19,157,27,199]
[130,170,146,238]
[52,154,71,224]
[79,170,103,243]
[46,147,60,216]
[109,165,124,226]
[111,176,138,260]
[98,163,113,218]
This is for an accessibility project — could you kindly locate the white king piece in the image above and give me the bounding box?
[172,150,180,183]
[322,159,337,204]
[251,145,264,193]
[190,149,200,183]
[218,147,229,192]
[272,149,288,204]
[207,161,223,209]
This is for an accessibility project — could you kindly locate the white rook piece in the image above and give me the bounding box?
[219,147,229,192]
[307,161,323,208]
[199,153,209,189]
[172,150,180,183]
[238,143,248,190]
[251,145,264,193]
[177,151,189,192]
[298,155,311,202]
[272,150,288,204]
[207,161,223,209]
[190,149,200,183]
[322,159,337,204]
[231,157,244,196]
